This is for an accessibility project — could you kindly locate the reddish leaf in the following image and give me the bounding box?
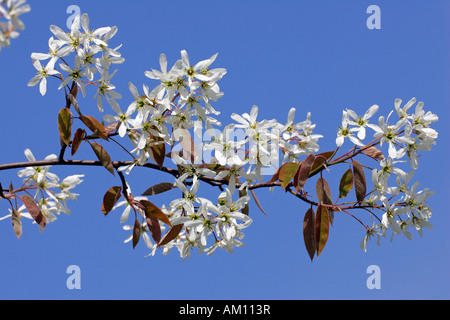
[58,107,72,146]
[310,151,335,175]
[250,189,268,216]
[139,200,171,226]
[71,128,85,157]
[353,160,367,203]
[146,216,161,244]
[268,166,281,183]
[174,128,198,163]
[90,142,115,176]
[142,182,174,196]
[316,177,332,205]
[363,146,385,161]
[11,208,22,239]
[80,115,108,140]
[101,186,122,215]
[339,168,353,198]
[133,218,141,249]
[104,122,120,135]
[315,205,329,257]
[303,207,315,261]
[150,135,166,169]
[69,93,81,116]
[158,224,184,247]
[21,195,46,229]
[294,153,315,191]
[279,162,299,190]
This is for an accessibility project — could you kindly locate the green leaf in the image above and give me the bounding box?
[58,108,72,146]
[142,182,174,196]
[80,115,108,140]
[339,168,354,198]
[158,224,183,247]
[353,160,366,203]
[90,142,115,176]
[21,194,46,229]
[101,186,122,216]
[293,153,315,191]
[279,162,300,190]
[139,200,171,226]
[315,205,329,257]
[303,207,315,261]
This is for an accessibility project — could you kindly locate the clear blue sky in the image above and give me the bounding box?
[0,0,448,300]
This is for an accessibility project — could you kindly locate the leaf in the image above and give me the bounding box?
[268,166,281,183]
[90,142,115,176]
[315,205,330,257]
[339,168,354,198]
[58,108,72,146]
[240,188,249,215]
[71,128,85,157]
[150,135,166,169]
[353,160,367,203]
[316,177,334,226]
[101,186,122,215]
[310,151,335,175]
[69,93,82,116]
[80,115,108,140]
[158,224,184,247]
[142,182,174,196]
[363,146,385,161]
[293,153,315,191]
[250,189,268,216]
[21,195,46,229]
[316,177,332,205]
[303,207,315,261]
[278,162,299,190]
[146,216,161,244]
[132,218,141,249]
[139,200,171,226]
[11,208,22,239]
[175,128,198,163]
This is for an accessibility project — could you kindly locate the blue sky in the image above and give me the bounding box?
[0,0,448,300]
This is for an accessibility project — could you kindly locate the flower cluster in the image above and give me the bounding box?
[0,149,84,230]
[28,12,123,109]
[0,0,30,52]
[21,13,439,259]
[335,99,439,251]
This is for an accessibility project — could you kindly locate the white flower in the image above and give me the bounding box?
[17,149,59,184]
[336,110,364,147]
[27,59,59,96]
[103,103,136,137]
[373,111,415,159]
[59,55,87,97]
[346,104,379,140]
